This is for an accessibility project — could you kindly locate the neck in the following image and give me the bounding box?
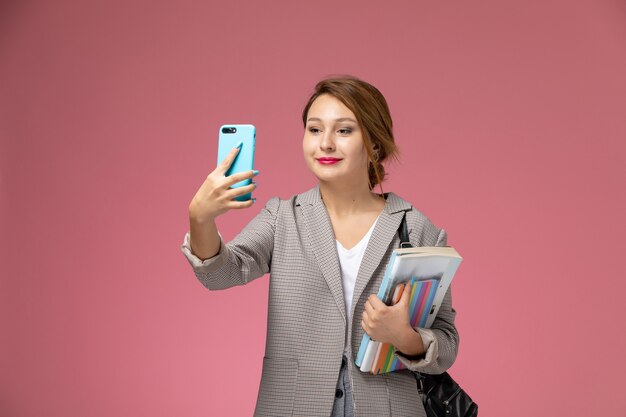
[319,180,384,217]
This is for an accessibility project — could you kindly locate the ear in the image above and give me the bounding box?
[373,147,380,161]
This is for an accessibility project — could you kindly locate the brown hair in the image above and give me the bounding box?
[302,75,399,192]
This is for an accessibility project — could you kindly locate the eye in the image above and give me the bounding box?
[308,127,321,134]
[338,128,353,135]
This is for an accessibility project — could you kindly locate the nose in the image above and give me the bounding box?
[320,131,335,151]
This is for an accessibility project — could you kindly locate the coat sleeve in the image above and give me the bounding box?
[391,223,460,375]
[180,197,280,290]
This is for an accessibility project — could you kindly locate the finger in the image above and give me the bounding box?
[226,182,257,199]
[224,169,258,187]
[218,144,242,174]
[399,283,412,305]
[226,198,256,210]
[361,320,374,340]
[361,319,369,332]
[368,294,386,309]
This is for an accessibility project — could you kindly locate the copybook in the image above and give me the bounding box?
[355,246,462,374]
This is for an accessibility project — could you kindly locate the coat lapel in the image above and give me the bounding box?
[297,185,347,323]
[350,200,407,322]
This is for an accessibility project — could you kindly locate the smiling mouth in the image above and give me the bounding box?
[317,158,341,165]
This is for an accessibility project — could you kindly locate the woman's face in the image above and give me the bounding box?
[303,94,370,187]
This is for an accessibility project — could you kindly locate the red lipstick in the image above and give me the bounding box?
[317,157,342,165]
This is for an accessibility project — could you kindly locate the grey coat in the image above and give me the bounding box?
[181,184,458,417]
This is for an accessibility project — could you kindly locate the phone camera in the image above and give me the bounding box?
[222,127,237,134]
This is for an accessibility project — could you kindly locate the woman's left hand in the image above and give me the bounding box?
[361,282,413,346]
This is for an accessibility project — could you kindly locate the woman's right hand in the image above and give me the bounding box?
[188,145,258,223]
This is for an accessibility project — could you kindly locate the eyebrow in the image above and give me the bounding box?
[306,117,357,123]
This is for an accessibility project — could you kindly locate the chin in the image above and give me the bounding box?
[310,171,335,183]
[315,171,352,185]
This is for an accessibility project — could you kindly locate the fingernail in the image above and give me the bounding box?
[252,198,257,203]
[234,141,243,149]
[253,170,259,176]
[253,182,257,187]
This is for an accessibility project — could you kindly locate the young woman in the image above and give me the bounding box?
[181,76,458,417]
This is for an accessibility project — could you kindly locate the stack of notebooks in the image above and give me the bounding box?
[355,246,462,374]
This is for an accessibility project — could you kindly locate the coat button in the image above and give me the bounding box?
[335,389,344,398]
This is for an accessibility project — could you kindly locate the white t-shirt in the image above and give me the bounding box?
[336,214,381,352]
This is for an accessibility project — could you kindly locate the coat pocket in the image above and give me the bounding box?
[254,356,299,417]
[383,370,427,417]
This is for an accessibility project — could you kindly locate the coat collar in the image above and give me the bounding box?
[296,184,412,326]
[295,183,411,214]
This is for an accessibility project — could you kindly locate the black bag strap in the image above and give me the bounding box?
[398,211,413,249]
[399,212,478,416]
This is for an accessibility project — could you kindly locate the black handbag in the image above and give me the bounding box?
[415,371,478,417]
[397,213,478,417]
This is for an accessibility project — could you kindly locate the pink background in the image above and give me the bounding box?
[1,0,625,416]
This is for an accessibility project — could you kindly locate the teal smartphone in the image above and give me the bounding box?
[217,124,256,201]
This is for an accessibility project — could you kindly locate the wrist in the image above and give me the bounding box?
[395,326,425,357]
[189,205,216,224]
[189,214,216,225]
